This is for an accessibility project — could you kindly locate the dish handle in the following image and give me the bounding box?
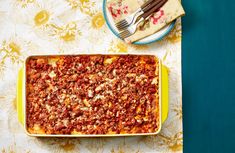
[17,67,24,125]
[161,65,169,123]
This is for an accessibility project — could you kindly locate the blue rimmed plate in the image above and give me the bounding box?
[103,0,176,45]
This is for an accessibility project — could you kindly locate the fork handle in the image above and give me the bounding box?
[142,0,162,12]
[140,0,155,10]
[142,0,167,19]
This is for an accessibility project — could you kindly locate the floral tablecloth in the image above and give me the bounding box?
[0,0,183,153]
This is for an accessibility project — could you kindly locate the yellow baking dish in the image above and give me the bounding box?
[17,54,169,137]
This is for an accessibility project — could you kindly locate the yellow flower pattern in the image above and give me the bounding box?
[108,40,128,53]
[91,12,105,29]
[66,0,96,16]
[0,40,22,64]
[0,0,183,152]
[47,22,82,42]
[16,0,35,8]
[34,10,50,26]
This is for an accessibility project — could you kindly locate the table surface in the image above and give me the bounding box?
[182,0,235,152]
[0,0,183,152]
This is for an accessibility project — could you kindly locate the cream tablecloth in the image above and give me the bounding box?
[0,0,183,152]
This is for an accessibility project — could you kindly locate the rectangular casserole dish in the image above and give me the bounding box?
[17,54,169,137]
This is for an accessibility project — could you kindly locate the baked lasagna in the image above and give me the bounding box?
[26,55,160,135]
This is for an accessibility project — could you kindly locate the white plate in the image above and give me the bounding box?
[103,0,176,45]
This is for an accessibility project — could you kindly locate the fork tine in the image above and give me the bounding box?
[116,21,129,29]
[119,31,127,38]
[116,23,129,30]
[117,25,129,31]
[119,30,131,38]
[117,20,129,25]
[116,23,129,29]
[115,20,128,26]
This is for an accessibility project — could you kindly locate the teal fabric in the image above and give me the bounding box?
[182,0,235,152]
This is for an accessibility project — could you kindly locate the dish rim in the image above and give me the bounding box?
[21,54,163,137]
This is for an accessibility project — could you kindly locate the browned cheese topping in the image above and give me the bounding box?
[26,55,160,135]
